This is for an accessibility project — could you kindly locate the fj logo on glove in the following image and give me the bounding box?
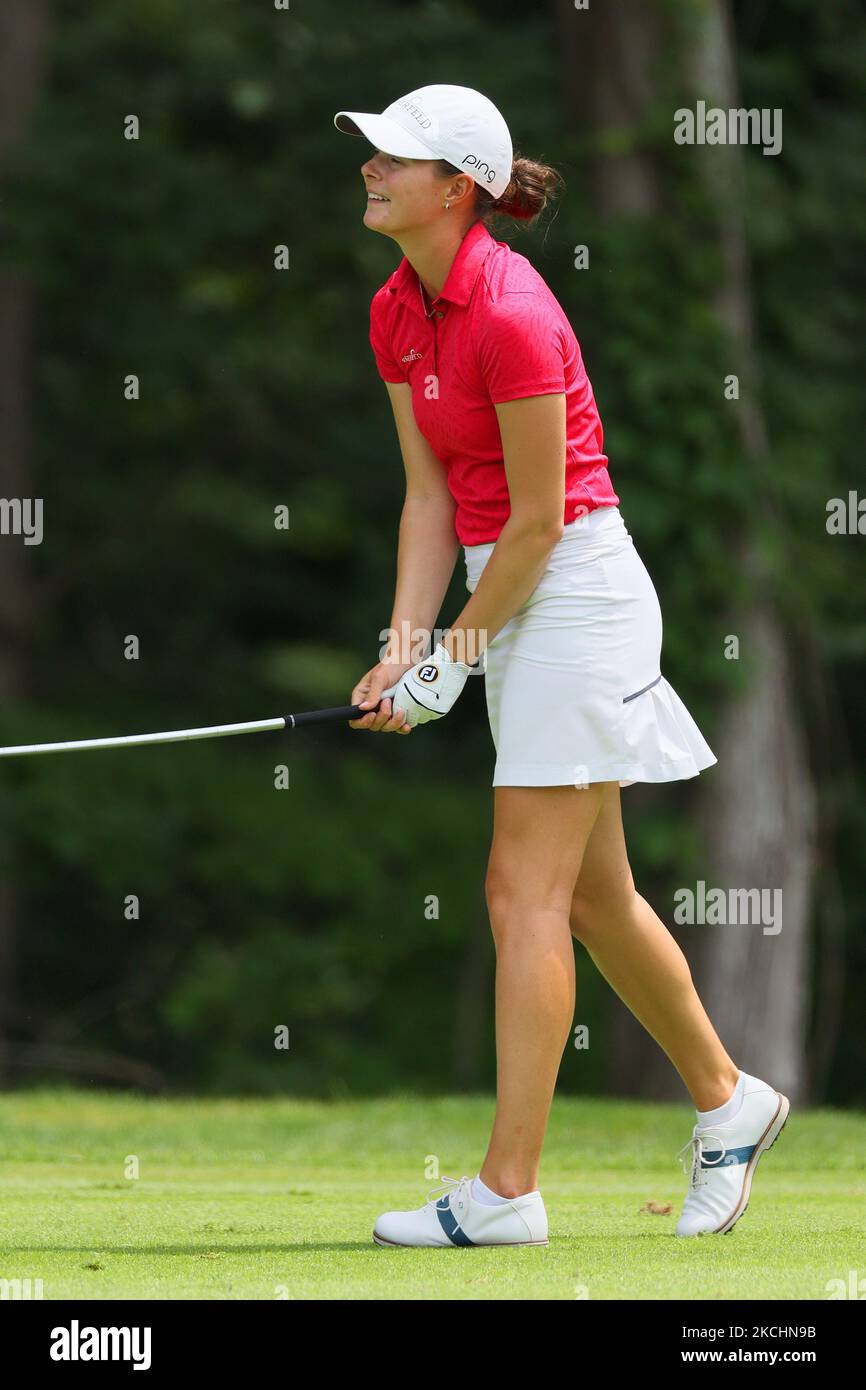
[377,641,470,728]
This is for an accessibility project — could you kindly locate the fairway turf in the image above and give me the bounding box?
[0,1088,863,1300]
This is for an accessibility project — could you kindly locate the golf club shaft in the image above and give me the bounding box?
[0,702,384,758]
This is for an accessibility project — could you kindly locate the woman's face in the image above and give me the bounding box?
[361,149,457,234]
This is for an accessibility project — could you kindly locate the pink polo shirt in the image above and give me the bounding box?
[369,219,619,546]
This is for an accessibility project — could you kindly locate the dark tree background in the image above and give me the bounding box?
[0,0,863,1104]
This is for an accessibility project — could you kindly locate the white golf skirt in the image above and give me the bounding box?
[463,505,718,788]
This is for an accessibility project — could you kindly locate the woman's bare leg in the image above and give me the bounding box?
[478,783,607,1199]
[569,782,739,1112]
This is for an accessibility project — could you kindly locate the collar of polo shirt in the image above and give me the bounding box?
[388,220,496,318]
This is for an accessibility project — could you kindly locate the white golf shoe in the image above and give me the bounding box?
[675,1071,790,1236]
[373,1174,549,1248]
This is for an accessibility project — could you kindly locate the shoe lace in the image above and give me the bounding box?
[676,1131,728,1188]
[424,1173,473,1210]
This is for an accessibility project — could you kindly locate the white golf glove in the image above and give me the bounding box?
[379,642,472,728]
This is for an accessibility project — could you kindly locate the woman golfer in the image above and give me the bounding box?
[337,85,789,1247]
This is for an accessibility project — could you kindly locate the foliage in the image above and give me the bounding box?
[0,0,862,1097]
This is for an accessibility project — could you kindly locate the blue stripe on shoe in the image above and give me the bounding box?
[700,1143,756,1167]
[435,1196,475,1246]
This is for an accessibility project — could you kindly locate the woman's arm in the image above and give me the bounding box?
[439,392,566,667]
[380,382,460,667]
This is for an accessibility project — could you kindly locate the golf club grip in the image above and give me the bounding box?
[286,701,384,728]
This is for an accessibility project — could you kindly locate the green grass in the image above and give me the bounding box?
[0,1087,863,1300]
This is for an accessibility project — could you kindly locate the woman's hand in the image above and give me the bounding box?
[379,643,472,727]
[349,661,414,734]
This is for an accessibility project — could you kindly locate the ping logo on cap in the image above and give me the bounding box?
[417,662,440,684]
[462,154,497,185]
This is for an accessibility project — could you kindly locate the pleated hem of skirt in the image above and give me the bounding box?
[491,752,718,789]
[488,673,718,788]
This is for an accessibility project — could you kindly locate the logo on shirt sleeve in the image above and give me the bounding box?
[401,348,424,363]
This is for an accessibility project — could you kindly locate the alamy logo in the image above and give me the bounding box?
[50,1320,151,1370]
[462,154,496,185]
[402,348,424,363]
[674,880,782,935]
[0,1277,43,1299]
[0,497,43,545]
[674,101,783,156]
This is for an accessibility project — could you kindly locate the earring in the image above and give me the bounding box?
[444,202,450,210]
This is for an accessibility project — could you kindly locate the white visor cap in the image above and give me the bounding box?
[334,84,513,201]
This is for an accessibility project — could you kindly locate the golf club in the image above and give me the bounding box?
[0,700,387,758]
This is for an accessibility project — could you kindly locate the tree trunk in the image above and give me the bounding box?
[554,0,819,1105]
[686,0,817,1107]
